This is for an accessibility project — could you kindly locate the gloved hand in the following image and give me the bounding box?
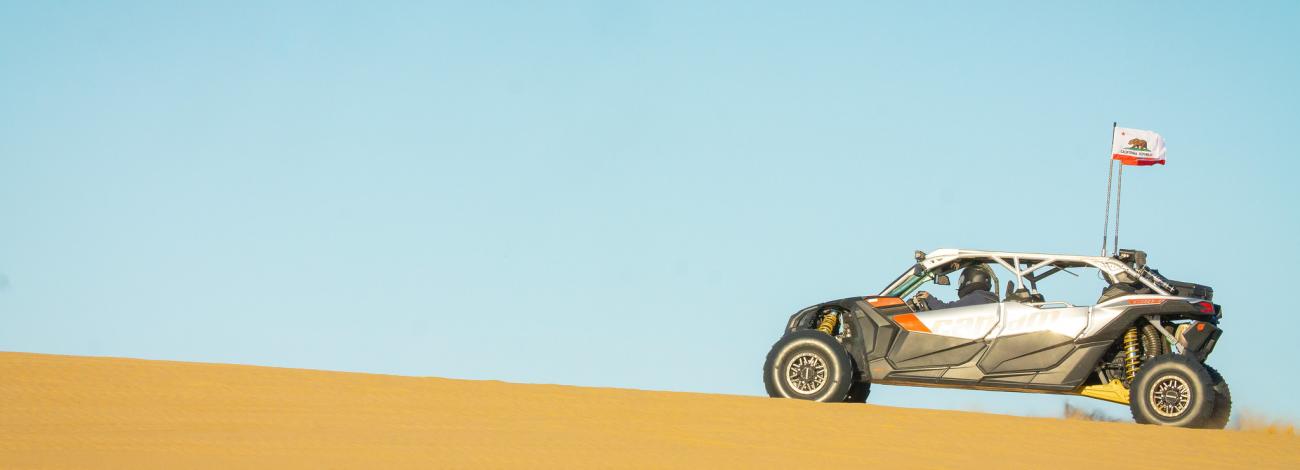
[909,291,932,311]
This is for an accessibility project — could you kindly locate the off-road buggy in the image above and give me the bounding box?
[763,248,1228,428]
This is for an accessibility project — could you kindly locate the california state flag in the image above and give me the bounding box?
[1112,127,1167,166]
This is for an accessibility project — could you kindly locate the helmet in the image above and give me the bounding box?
[957,265,993,297]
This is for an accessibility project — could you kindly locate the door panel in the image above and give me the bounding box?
[888,332,987,368]
[887,302,1001,370]
[977,333,1076,373]
[978,302,1090,374]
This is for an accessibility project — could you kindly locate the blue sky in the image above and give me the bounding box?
[3,1,1298,420]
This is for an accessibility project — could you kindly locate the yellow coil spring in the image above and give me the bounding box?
[1122,327,1140,384]
[817,312,838,335]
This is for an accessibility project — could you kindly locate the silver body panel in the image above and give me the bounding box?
[996,302,1089,339]
[915,303,999,340]
[909,302,1090,340]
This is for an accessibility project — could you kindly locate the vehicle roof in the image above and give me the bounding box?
[879,248,1176,297]
[918,248,1138,283]
[920,248,1122,267]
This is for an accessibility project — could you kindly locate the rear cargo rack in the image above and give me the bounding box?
[1135,265,1174,293]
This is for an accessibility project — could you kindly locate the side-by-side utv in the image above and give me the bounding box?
[763,248,1227,428]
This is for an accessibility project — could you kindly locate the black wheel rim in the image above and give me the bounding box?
[1149,374,1192,418]
[785,352,828,394]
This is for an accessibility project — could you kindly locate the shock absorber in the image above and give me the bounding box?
[1122,326,1140,385]
[817,311,839,335]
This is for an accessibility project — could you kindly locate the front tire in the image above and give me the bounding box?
[1129,354,1216,427]
[763,330,854,402]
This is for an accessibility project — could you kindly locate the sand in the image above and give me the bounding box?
[1,352,1296,469]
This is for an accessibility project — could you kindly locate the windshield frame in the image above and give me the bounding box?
[880,267,933,298]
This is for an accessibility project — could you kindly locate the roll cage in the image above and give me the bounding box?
[881,248,1172,301]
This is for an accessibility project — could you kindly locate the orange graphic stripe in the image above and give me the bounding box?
[892,313,930,333]
[1126,298,1166,305]
[867,297,905,308]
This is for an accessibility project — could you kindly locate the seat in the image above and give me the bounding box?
[1005,280,1044,303]
[1005,280,1033,302]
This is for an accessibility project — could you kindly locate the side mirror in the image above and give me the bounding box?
[935,274,950,286]
[913,264,925,276]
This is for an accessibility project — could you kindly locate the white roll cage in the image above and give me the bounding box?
[881,248,1171,297]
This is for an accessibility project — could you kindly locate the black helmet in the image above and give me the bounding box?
[957,265,992,297]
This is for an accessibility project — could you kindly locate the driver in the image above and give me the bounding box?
[916,265,997,310]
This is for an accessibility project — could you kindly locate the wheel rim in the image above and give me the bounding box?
[1149,375,1192,418]
[785,352,828,394]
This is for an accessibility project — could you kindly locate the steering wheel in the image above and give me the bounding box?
[908,292,931,312]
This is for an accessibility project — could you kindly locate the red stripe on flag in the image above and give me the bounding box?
[1112,154,1166,166]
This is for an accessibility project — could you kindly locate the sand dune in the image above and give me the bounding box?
[1,352,1295,468]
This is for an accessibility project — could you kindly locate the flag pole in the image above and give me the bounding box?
[1113,163,1123,255]
[1101,122,1116,256]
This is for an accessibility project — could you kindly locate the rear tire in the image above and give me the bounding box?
[763,330,854,402]
[1129,354,1216,427]
[1199,365,1232,430]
